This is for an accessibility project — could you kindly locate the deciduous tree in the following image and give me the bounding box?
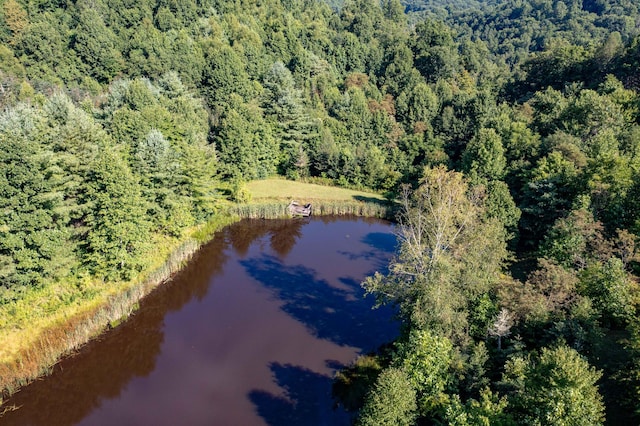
[363,166,507,343]
[502,345,605,426]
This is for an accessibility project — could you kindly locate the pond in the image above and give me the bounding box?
[1,217,399,426]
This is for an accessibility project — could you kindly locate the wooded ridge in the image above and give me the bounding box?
[0,0,639,423]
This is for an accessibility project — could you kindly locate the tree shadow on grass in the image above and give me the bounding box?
[249,362,353,426]
[352,195,388,205]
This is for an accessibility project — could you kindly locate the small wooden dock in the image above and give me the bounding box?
[288,201,312,217]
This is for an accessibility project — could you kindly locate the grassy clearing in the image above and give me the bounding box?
[247,178,388,203]
[240,178,396,220]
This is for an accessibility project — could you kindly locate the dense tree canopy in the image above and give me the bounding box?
[0,0,639,423]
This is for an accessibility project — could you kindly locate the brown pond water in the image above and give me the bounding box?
[1,217,398,426]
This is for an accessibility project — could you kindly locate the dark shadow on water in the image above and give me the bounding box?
[1,218,397,426]
[361,232,397,254]
[336,231,396,271]
[241,255,398,352]
[336,248,385,265]
[249,363,353,426]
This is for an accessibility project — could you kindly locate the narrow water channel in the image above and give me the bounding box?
[1,217,398,426]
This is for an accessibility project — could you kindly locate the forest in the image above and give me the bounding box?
[0,0,639,423]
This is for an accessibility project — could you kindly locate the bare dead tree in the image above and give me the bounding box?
[488,308,514,350]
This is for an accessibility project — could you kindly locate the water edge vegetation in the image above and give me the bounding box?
[0,180,391,405]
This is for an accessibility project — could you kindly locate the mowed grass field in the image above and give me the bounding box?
[246,178,388,203]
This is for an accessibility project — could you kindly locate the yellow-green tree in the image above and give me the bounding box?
[363,166,507,343]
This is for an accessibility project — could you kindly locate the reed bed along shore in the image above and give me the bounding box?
[0,180,396,406]
[230,200,394,220]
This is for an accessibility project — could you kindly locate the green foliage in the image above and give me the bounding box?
[229,179,252,204]
[357,367,417,426]
[502,345,605,426]
[481,180,521,238]
[396,82,439,127]
[540,208,611,269]
[462,128,506,181]
[364,166,508,343]
[0,0,639,422]
[522,41,591,93]
[579,257,636,326]
[444,388,513,426]
[333,353,387,412]
[0,103,77,299]
[444,0,640,72]
[0,70,218,292]
[262,61,318,176]
[393,329,454,413]
[0,43,25,78]
[629,318,640,418]
[520,150,583,244]
[201,44,253,107]
[84,148,152,281]
[215,96,279,180]
[73,8,124,83]
[498,258,584,325]
[411,18,459,82]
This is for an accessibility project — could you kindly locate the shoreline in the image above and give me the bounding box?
[0,215,233,407]
[0,199,393,408]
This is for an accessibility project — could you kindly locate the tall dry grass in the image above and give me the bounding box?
[230,200,395,220]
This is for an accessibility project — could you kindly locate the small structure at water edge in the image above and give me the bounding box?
[288,201,312,217]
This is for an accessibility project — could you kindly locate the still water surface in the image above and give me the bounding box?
[2,217,398,426]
